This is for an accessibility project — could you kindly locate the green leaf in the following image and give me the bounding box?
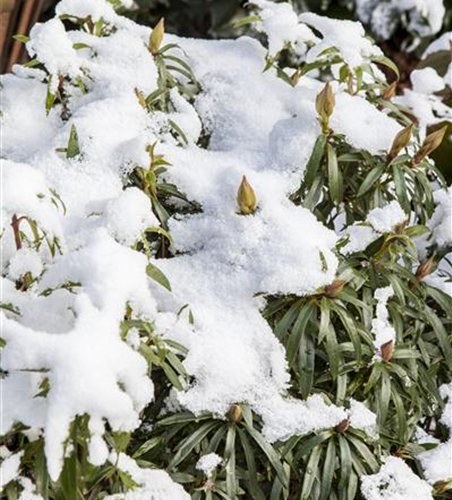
[378,369,391,425]
[325,322,340,380]
[146,263,172,291]
[238,429,266,500]
[298,328,315,398]
[391,387,407,443]
[73,42,91,50]
[327,144,343,205]
[168,119,188,145]
[357,165,384,197]
[371,56,400,79]
[233,14,261,28]
[338,435,352,492]
[61,447,78,500]
[392,164,410,213]
[0,302,21,315]
[423,306,452,371]
[347,434,379,473]
[301,446,322,499]
[45,77,56,114]
[133,437,163,458]
[13,34,30,44]
[246,425,289,490]
[274,300,303,340]
[66,125,80,159]
[169,420,219,470]
[162,361,183,390]
[293,431,333,461]
[35,441,49,497]
[304,135,327,187]
[320,438,336,500]
[319,298,330,344]
[225,425,237,499]
[286,301,315,367]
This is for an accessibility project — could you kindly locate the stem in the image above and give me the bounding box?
[11,214,22,250]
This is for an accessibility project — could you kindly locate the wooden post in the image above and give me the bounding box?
[0,0,47,73]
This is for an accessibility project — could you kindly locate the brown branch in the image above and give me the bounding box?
[11,213,22,250]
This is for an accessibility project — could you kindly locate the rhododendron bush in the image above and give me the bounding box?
[1,0,451,499]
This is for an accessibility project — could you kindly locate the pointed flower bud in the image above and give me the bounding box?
[315,82,335,133]
[134,88,147,109]
[324,279,346,298]
[335,418,350,434]
[416,255,435,282]
[382,81,397,101]
[387,123,413,162]
[227,404,242,423]
[413,125,448,165]
[380,340,394,362]
[291,69,301,87]
[149,18,164,55]
[237,176,257,215]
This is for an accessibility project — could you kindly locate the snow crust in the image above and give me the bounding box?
[371,286,396,354]
[196,453,223,477]
[0,452,23,491]
[105,453,190,500]
[342,201,406,255]
[361,456,434,500]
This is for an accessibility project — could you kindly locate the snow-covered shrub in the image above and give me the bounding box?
[355,0,445,41]
[1,0,451,499]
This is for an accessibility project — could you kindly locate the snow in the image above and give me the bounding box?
[103,188,159,246]
[196,453,223,477]
[342,224,378,255]
[27,19,80,78]
[411,68,445,94]
[367,201,406,233]
[17,478,44,500]
[332,93,402,154]
[423,31,452,58]
[361,456,434,500]
[0,452,23,491]
[7,248,43,281]
[342,202,406,255]
[356,0,445,40]
[55,0,118,22]
[2,232,156,480]
[371,286,396,354]
[105,453,190,500]
[394,68,451,132]
[251,0,316,55]
[417,383,452,484]
[428,186,452,248]
[348,400,378,438]
[299,12,383,68]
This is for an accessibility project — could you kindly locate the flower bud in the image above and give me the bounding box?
[315,82,335,133]
[387,124,413,162]
[324,279,346,297]
[291,69,301,87]
[416,255,435,282]
[434,480,452,495]
[149,18,165,55]
[237,176,257,215]
[335,418,350,434]
[382,81,397,101]
[413,125,448,165]
[227,404,242,423]
[380,340,394,362]
[134,88,147,109]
